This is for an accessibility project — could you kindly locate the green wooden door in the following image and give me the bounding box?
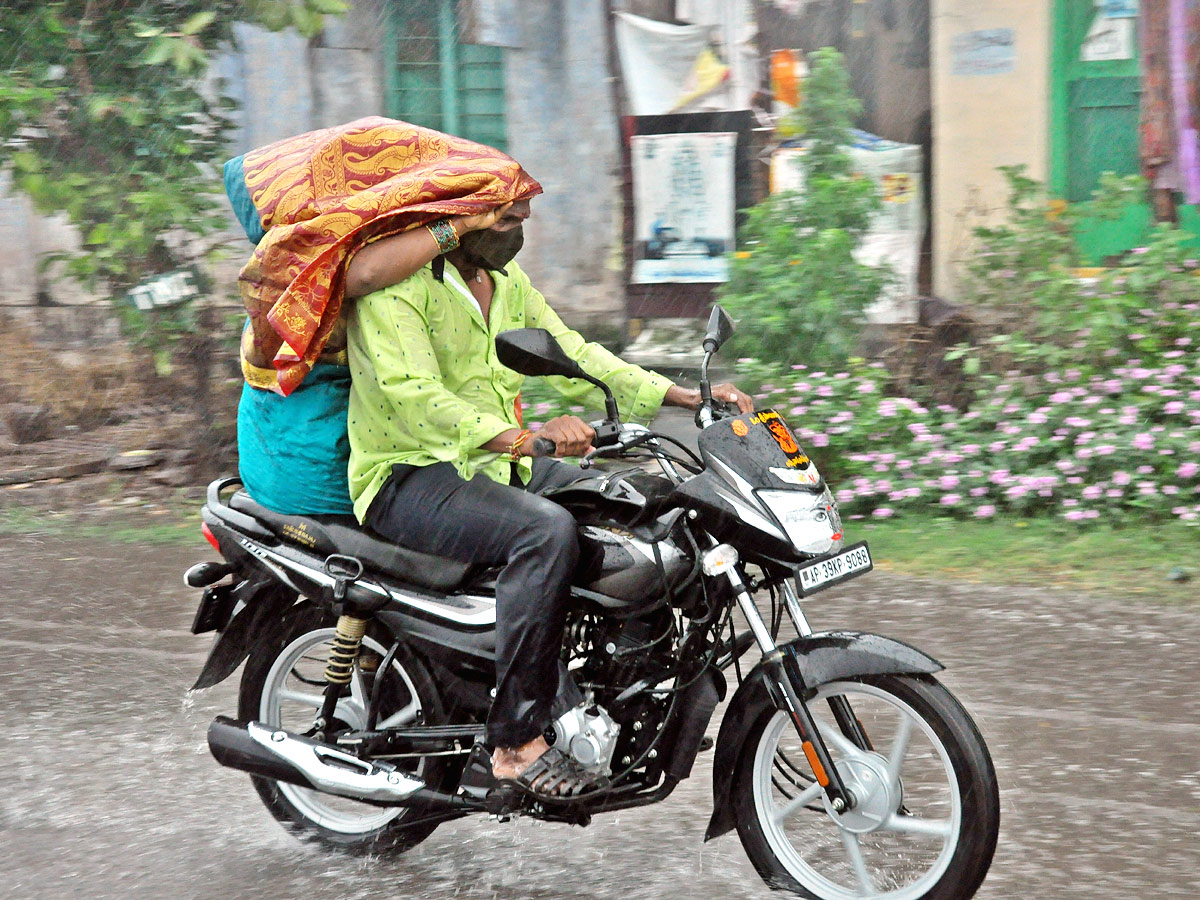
[1051,0,1148,260]
[385,0,507,150]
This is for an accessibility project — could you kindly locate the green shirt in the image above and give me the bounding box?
[346,260,673,521]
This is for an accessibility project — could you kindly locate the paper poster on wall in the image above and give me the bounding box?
[631,132,737,284]
[1081,16,1133,60]
[1098,0,1139,19]
[951,29,1015,76]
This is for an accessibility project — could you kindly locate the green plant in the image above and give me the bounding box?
[718,47,888,371]
[0,1,345,298]
[961,166,1198,374]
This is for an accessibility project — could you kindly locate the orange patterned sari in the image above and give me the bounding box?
[236,117,542,395]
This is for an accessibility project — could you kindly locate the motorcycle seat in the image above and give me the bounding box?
[227,491,477,593]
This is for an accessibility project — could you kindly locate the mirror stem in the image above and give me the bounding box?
[581,372,621,422]
[699,349,714,405]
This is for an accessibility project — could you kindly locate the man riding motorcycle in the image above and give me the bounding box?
[345,193,751,799]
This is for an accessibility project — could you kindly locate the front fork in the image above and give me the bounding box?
[724,567,860,812]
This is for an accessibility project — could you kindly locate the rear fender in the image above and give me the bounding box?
[704,630,942,841]
[191,578,297,690]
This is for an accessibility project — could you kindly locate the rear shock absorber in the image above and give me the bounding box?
[325,614,368,685]
[313,555,367,741]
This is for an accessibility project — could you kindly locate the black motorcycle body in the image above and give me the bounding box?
[186,309,999,899]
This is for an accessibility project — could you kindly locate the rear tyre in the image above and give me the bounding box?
[238,603,452,854]
[732,674,999,900]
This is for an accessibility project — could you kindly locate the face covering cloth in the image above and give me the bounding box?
[227,117,542,395]
[460,224,525,271]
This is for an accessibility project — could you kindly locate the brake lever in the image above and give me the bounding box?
[578,427,655,469]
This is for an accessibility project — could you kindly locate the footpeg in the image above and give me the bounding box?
[457,743,499,801]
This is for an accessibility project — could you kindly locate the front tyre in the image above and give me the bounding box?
[238,604,451,854]
[732,674,999,900]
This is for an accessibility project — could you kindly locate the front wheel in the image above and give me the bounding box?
[733,674,999,900]
[238,604,453,855]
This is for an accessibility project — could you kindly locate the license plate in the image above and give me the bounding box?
[190,583,235,635]
[795,542,873,596]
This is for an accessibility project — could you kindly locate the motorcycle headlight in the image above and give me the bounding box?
[758,489,843,556]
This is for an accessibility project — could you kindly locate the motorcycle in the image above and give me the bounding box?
[185,306,999,899]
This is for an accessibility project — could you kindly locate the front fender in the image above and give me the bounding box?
[704,630,942,841]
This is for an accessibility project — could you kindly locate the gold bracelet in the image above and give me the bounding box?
[426,218,460,254]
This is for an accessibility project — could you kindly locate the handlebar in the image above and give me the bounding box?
[529,436,557,458]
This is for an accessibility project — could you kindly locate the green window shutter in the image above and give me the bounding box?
[386,0,507,151]
[1066,76,1140,202]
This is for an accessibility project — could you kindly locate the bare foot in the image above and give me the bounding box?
[492,735,550,780]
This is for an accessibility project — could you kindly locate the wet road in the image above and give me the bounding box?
[1,528,1198,900]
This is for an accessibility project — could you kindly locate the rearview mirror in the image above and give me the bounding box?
[703,305,735,353]
[495,328,587,379]
[495,328,622,422]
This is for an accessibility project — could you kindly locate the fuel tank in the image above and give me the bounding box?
[574,522,691,612]
[546,467,692,614]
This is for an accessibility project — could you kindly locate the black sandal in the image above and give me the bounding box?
[493,746,609,804]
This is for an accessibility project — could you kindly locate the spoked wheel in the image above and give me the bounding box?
[238,604,453,854]
[733,674,999,900]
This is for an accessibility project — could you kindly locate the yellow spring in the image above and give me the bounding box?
[324,615,368,685]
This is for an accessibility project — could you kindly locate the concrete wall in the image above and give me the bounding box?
[1,1,622,335]
[931,0,1051,299]
[504,0,626,332]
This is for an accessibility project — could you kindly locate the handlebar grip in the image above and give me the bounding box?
[529,436,557,458]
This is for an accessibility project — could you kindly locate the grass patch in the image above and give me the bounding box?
[856,514,1199,604]
[0,503,202,548]
[4,501,1196,603]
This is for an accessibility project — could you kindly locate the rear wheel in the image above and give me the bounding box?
[732,674,999,900]
[238,604,452,854]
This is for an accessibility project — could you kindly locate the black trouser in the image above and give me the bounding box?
[365,458,587,748]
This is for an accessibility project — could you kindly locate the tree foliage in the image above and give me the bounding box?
[0,1,346,297]
[717,47,889,371]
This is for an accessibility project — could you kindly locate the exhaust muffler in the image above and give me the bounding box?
[208,716,427,804]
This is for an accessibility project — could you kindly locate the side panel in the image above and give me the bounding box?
[704,631,943,841]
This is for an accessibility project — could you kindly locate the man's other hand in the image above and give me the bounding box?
[531,415,595,458]
[664,383,754,414]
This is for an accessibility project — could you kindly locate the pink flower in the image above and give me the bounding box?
[939,493,961,505]
[1132,433,1155,450]
[975,505,996,518]
[1112,470,1132,485]
[872,507,895,518]
[1177,462,1199,479]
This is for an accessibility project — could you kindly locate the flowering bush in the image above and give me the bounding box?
[963,167,1200,374]
[746,354,1200,527]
